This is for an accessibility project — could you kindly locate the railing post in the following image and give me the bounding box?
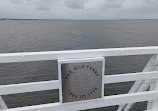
[147,79,158,110]
[149,54,158,111]
[150,80,158,111]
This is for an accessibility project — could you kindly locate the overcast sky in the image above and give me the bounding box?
[0,0,158,20]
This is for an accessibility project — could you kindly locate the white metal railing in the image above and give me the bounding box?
[0,46,158,111]
[117,54,158,111]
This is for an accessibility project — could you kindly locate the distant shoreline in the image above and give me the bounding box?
[0,18,158,21]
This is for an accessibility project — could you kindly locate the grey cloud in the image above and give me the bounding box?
[101,0,124,9]
[10,0,61,11]
[140,0,158,4]
[0,0,158,19]
[122,0,158,15]
[10,0,25,4]
[64,0,86,9]
[27,0,55,11]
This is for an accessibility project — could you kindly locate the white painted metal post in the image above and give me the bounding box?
[150,80,158,111]
[146,79,157,110]
[147,54,158,110]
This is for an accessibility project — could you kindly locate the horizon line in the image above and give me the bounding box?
[1,18,158,21]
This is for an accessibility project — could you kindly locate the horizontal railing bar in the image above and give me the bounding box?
[104,71,158,84]
[0,80,59,95]
[2,90,158,111]
[145,110,153,111]
[0,46,158,63]
[1,71,158,95]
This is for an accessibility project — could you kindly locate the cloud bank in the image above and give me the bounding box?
[0,0,158,20]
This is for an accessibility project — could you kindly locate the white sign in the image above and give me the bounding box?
[58,57,105,103]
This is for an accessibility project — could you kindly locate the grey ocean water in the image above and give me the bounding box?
[0,20,158,111]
